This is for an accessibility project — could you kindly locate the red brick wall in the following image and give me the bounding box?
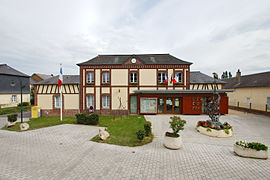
[41,109,79,117]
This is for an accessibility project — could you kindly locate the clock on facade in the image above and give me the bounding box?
[131,58,136,64]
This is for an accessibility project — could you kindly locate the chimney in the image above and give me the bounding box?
[236,69,241,83]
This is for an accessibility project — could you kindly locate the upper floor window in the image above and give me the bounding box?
[54,95,60,108]
[158,72,168,84]
[102,95,110,109]
[130,72,138,83]
[102,72,110,84]
[86,72,94,84]
[86,95,94,108]
[174,72,183,83]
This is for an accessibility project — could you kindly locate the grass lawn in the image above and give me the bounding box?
[0,106,31,115]
[91,115,153,147]
[1,116,76,131]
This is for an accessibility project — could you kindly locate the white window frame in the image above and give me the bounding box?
[11,95,17,102]
[158,72,167,83]
[130,72,138,83]
[86,72,94,84]
[102,72,110,83]
[175,72,183,83]
[54,95,60,108]
[86,95,94,108]
[102,95,110,109]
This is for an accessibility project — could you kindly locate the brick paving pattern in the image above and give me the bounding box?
[0,114,269,179]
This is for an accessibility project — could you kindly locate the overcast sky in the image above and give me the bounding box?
[0,0,270,78]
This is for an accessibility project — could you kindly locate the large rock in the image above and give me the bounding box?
[6,121,16,128]
[99,128,110,140]
[163,135,182,150]
[20,123,29,131]
[234,144,268,159]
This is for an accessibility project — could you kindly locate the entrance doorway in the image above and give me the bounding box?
[158,97,181,114]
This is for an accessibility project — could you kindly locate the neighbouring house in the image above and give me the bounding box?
[0,64,30,108]
[33,75,80,116]
[30,73,53,85]
[77,54,230,115]
[224,70,270,115]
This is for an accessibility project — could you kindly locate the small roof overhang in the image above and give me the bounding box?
[134,89,234,94]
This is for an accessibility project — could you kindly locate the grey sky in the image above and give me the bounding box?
[0,0,270,77]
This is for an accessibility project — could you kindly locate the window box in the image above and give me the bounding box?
[130,82,138,86]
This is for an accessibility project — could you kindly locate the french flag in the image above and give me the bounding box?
[58,66,63,87]
[165,73,168,84]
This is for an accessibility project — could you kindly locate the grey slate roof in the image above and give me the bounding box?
[134,89,233,94]
[224,71,270,88]
[34,75,80,85]
[190,71,226,84]
[0,64,29,77]
[30,73,52,84]
[77,54,192,66]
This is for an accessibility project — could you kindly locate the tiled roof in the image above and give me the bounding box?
[34,75,79,85]
[0,64,29,77]
[224,71,270,88]
[77,54,192,66]
[190,71,226,84]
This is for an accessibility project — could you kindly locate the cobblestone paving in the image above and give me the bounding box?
[0,114,270,180]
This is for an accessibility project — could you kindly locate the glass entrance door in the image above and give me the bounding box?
[174,98,180,113]
[130,96,137,114]
[166,98,173,113]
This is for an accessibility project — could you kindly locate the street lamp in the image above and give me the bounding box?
[10,79,25,123]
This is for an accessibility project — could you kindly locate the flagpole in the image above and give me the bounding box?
[60,64,63,121]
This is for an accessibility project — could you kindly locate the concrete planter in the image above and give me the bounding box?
[234,144,268,159]
[163,135,182,150]
[196,126,232,138]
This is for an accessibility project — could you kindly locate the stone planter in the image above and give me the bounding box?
[196,126,232,138]
[163,135,182,150]
[234,144,268,159]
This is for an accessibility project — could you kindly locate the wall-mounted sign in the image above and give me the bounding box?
[140,98,157,114]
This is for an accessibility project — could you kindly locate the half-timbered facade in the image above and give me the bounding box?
[77,54,230,115]
[34,75,79,116]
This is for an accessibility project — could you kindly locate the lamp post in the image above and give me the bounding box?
[10,79,25,123]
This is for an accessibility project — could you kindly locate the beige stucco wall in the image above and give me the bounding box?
[112,88,128,110]
[64,94,79,109]
[96,69,100,86]
[86,87,94,94]
[168,69,173,86]
[139,87,157,91]
[102,87,110,94]
[139,69,156,86]
[227,87,270,111]
[0,94,30,108]
[111,69,128,85]
[38,94,53,109]
[129,87,138,94]
[96,87,100,110]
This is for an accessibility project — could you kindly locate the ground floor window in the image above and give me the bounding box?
[11,95,17,102]
[267,97,270,109]
[86,95,94,108]
[140,98,157,114]
[130,96,137,113]
[102,95,110,109]
[54,95,60,108]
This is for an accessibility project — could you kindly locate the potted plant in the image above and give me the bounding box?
[164,116,186,150]
[234,141,268,159]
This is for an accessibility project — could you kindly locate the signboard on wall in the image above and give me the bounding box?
[140,97,157,114]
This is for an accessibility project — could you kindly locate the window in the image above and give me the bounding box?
[102,95,110,109]
[174,72,183,83]
[11,95,17,102]
[102,72,110,84]
[130,72,137,83]
[267,97,270,109]
[86,72,94,84]
[158,72,167,84]
[54,95,60,108]
[86,95,94,108]
[246,98,250,106]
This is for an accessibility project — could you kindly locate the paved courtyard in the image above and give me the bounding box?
[0,113,270,180]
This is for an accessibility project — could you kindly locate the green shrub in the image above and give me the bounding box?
[224,129,229,134]
[75,113,99,125]
[168,116,186,136]
[144,121,152,136]
[236,141,268,151]
[7,114,17,122]
[17,102,30,107]
[136,130,145,141]
[206,127,212,132]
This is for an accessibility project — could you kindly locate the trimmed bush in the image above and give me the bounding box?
[236,141,268,151]
[75,113,99,125]
[17,102,30,107]
[168,116,186,137]
[8,114,17,122]
[136,130,145,141]
[144,121,152,136]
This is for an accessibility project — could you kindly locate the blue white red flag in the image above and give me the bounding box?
[58,66,63,86]
[165,73,168,84]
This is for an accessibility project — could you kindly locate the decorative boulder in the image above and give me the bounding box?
[163,135,182,150]
[99,128,110,140]
[20,123,30,131]
[6,121,16,128]
[234,144,268,159]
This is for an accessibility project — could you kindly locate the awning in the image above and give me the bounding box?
[134,89,234,94]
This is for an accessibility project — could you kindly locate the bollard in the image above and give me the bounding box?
[249,103,252,113]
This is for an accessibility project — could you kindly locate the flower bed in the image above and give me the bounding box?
[196,121,233,138]
[234,141,268,159]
